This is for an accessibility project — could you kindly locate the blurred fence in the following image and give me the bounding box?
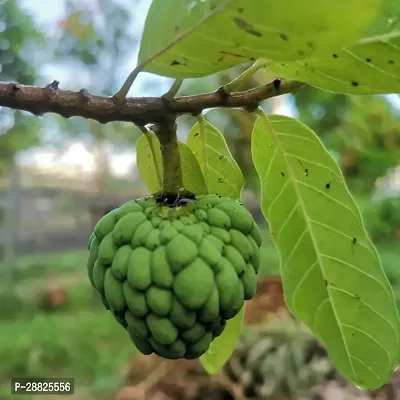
[0,184,147,260]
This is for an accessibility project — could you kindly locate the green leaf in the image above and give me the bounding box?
[365,0,400,36]
[251,114,400,390]
[136,133,208,195]
[138,0,382,78]
[266,32,400,95]
[200,305,244,374]
[186,119,244,199]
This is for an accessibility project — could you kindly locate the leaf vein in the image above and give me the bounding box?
[267,179,290,216]
[286,154,342,181]
[342,324,391,368]
[350,355,380,380]
[343,48,400,81]
[261,147,278,194]
[328,286,398,338]
[297,180,361,223]
[275,202,300,242]
[310,219,378,262]
[291,260,319,312]
[280,227,307,270]
[321,254,387,294]
[277,132,320,146]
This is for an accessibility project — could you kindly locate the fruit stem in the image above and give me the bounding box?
[155,118,183,195]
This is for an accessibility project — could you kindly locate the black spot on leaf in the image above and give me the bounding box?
[237,7,244,13]
[218,178,224,183]
[366,58,372,62]
[351,81,359,87]
[332,54,338,58]
[306,41,314,49]
[219,155,225,160]
[279,33,289,41]
[305,168,309,177]
[388,60,395,64]
[171,60,180,66]
[280,172,285,177]
[233,17,262,37]
[352,237,357,245]
[325,182,331,189]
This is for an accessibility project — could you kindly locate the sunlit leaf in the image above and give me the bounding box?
[138,0,382,78]
[200,305,244,374]
[365,0,400,35]
[267,32,400,94]
[251,114,400,390]
[136,133,208,195]
[186,119,244,199]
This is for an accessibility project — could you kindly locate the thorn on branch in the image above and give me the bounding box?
[215,86,230,105]
[79,88,91,103]
[189,108,202,117]
[243,102,259,113]
[45,80,59,93]
[7,83,20,96]
[44,80,59,100]
[273,79,281,91]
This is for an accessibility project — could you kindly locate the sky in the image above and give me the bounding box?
[13,1,400,179]
[16,0,149,177]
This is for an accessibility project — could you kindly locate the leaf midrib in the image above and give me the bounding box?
[140,0,232,65]
[262,114,358,382]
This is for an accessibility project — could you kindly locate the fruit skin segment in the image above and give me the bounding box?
[87,194,262,360]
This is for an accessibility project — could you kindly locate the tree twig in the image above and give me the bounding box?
[162,79,184,101]
[0,79,305,125]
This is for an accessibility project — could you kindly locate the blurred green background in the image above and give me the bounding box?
[0,0,399,399]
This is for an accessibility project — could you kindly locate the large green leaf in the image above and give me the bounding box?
[251,114,400,390]
[200,305,244,374]
[136,133,208,195]
[138,0,382,78]
[267,31,400,94]
[186,119,244,199]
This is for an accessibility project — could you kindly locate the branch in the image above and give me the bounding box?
[0,79,305,125]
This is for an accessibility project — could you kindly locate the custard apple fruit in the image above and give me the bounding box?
[87,194,262,360]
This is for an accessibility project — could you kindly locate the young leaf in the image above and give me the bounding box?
[186,119,244,199]
[266,32,400,95]
[138,0,382,78]
[136,133,208,195]
[200,305,244,374]
[251,114,400,390]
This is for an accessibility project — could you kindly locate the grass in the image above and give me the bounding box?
[0,310,135,399]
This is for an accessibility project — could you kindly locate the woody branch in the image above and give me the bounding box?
[0,79,305,125]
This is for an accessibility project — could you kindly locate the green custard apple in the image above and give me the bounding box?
[87,193,262,360]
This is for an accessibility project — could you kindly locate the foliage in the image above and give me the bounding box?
[3,0,400,393]
[380,196,400,233]
[0,0,44,171]
[131,0,400,390]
